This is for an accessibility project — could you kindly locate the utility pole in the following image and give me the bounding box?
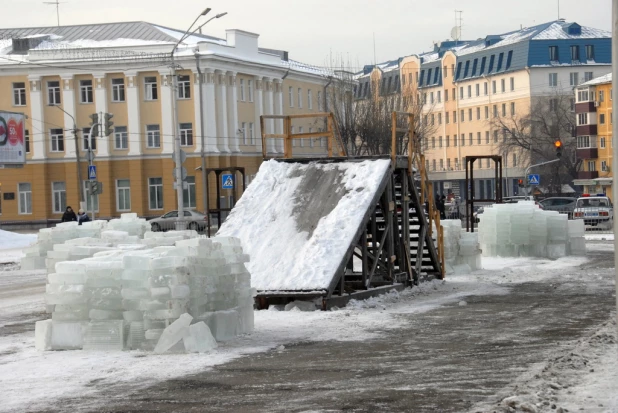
[52,104,84,209]
[611,0,618,333]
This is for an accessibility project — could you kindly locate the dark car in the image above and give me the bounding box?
[150,210,208,232]
[538,197,577,218]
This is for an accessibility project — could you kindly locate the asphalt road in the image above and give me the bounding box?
[30,242,616,413]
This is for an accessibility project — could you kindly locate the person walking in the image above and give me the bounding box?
[437,195,446,220]
[61,206,77,222]
[77,209,91,225]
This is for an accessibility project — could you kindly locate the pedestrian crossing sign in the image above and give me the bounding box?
[222,174,234,189]
[527,174,540,185]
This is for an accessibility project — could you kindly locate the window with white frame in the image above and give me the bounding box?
[239,79,245,101]
[241,122,248,145]
[599,90,605,102]
[317,91,322,111]
[577,88,589,102]
[116,179,131,211]
[601,160,608,171]
[248,80,253,102]
[577,136,595,148]
[146,124,160,148]
[13,82,26,106]
[83,180,99,212]
[47,81,61,105]
[600,137,606,148]
[144,76,158,100]
[248,122,255,145]
[569,72,579,86]
[51,181,66,213]
[299,127,304,147]
[18,183,32,214]
[111,78,125,102]
[50,128,64,152]
[82,127,96,150]
[291,126,296,147]
[179,123,193,146]
[577,113,588,125]
[183,176,196,209]
[80,79,93,103]
[309,127,314,147]
[308,90,313,109]
[114,126,128,150]
[177,75,191,99]
[549,73,558,87]
[298,88,302,108]
[148,177,163,210]
[289,87,294,107]
[588,160,596,172]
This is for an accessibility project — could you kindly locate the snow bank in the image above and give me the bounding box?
[0,229,36,250]
[217,159,390,291]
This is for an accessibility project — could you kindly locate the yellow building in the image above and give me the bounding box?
[574,73,613,195]
[0,22,333,224]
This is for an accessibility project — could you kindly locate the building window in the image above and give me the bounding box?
[570,45,580,61]
[437,90,441,102]
[459,87,463,99]
[438,136,443,148]
[50,128,64,152]
[179,123,193,146]
[13,82,26,106]
[431,137,435,148]
[177,75,191,99]
[114,126,128,150]
[491,80,497,94]
[475,83,480,97]
[183,176,196,209]
[588,161,596,172]
[248,122,254,145]
[584,72,593,82]
[146,124,161,148]
[460,134,465,147]
[241,122,247,145]
[438,113,442,124]
[480,57,486,74]
[469,133,473,146]
[502,103,507,116]
[577,89,589,102]
[577,113,588,125]
[600,114,606,124]
[586,45,595,60]
[453,111,457,123]
[493,105,498,117]
[549,46,559,61]
[248,80,254,102]
[599,91,605,102]
[570,72,579,86]
[18,183,32,214]
[83,127,96,150]
[47,81,61,105]
[111,78,125,102]
[512,154,517,167]
[289,87,294,107]
[600,137,606,148]
[467,85,471,98]
[83,181,99,212]
[317,91,322,111]
[80,79,93,103]
[445,89,449,101]
[485,131,489,144]
[144,76,158,100]
[298,88,302,108]
[510,102,515,115]
[493,130,499,143]
[601,161,608,171]
[239,79,245,101]
[577,136,592,148]
[477,132,481,145]
[483,82,487,96]
[549,73,558,87]
[468,108,472,121]
[501,79,505,93]
[477,107,481,120]
[454,135,458,147]
[116,179,131,211]
[52,182,66,214]
[485,106,489,119]
[148,177,163,210]
[431,114,435,125]
[446,136,450,147]
[488,55,495,73]
[445,112,449,124]
[432,159,436,171]
[460,110,465,122]
[308,90,313,109]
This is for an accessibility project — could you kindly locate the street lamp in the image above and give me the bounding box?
[50,104,85,207]
[170,8,226,230]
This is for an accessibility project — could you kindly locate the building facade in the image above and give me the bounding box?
[0,22,334,223]
[574,73,613,195]
[355,20,611,200]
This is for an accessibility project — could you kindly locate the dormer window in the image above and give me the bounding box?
[586,45,595,60]
[566,23,582,36]
[549,46,559,62]
[570,45,580,61]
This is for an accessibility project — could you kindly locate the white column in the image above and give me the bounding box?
[254,76,264,154]
[93,75,110,158]
[215,70,230,153]
[28,76,46,160]
[263,77,276,154]
[159,71,174,154]
[226,71,241,153]
[61,75,76,159]
[192,71,202,154]
[125,72,142,156]
[273,79,284,153]
[203,70,219,153]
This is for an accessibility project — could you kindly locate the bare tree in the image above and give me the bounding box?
[491,91,577,194]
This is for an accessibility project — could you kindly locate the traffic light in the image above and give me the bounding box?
[104,113,114,136]
[89,113,99,138]
[518,179,524,187]
[555,139,562,158]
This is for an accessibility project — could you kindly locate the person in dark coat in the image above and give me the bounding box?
[437,195,446,220]
[61,206,77,222]
[77,209,91,225]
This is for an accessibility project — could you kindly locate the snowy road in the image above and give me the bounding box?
[0,242,616,412]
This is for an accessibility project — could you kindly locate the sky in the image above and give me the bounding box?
[1,0,612,70]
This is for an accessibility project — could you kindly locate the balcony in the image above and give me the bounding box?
[575,102,596,113]
[576,147,598,160]
[577,170,599,179]
[576,125,597,136]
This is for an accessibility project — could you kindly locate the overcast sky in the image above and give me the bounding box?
[3,0,612,70]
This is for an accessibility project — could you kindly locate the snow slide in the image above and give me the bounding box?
[217,159,391,292]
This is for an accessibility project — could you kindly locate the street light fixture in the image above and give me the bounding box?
[170,9,227,231]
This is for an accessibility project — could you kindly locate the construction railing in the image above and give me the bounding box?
[260,112,346,159]
[391,111,445,277]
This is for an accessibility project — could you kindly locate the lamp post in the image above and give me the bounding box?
[51,104,85,208]
[170,8,226,230]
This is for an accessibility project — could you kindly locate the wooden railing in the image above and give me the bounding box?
[259,112,346,159]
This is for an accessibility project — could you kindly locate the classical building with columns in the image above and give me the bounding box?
[0,22,334,223]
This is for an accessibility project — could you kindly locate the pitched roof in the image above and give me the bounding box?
[580,72,612,87]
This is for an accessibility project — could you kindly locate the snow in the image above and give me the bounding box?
[585,233,614,241]
[217,159,391,291]
[581,72,612,87]
[0,230,36,263]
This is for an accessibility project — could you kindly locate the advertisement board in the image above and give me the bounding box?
[0,111,26,165]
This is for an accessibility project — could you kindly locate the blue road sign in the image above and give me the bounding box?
[88,165,97,180]
[528,174,540,185]
[222,174,234,189]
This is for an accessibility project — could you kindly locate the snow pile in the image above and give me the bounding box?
[478,202,586,258]
[439,220,482,274]
[21,214,151,271]
[36,236,254,353]
[0,229,36,250]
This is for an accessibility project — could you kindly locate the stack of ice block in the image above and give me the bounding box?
[107,213,150,237]
[140,230,199,247]
[441,220,462,262]
[568,219,586,255]
[22,223,81,270]
[456,231,481,271]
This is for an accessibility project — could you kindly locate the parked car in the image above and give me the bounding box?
[150,210,208,232]
[538,197,577,218]
[573,194,613,230]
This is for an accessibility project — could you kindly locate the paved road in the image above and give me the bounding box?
[37,243,616,413]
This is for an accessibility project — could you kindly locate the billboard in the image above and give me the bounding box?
[0,111,26,165]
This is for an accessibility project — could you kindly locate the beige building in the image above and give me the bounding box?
[0,22,333,223]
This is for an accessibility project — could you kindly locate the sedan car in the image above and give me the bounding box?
[149,210,208,232]
[573,195,613,230]
[538,197,577,218]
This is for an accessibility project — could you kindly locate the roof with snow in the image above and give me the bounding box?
[580,72,612,87]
